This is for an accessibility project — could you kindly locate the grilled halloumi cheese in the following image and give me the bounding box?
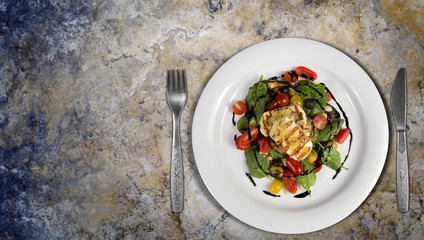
[260,104,313,161]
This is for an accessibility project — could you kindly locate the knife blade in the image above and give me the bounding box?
[390,68,409,213]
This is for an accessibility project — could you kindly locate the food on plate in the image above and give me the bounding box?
[231,66,352,197]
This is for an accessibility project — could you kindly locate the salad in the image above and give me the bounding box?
[232,66,352,197]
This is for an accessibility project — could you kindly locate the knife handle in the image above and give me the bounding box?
[396,130,409,213]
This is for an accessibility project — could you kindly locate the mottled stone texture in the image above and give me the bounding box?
[0,0,423,239]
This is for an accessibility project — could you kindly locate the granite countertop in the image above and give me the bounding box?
[1,0,423,239]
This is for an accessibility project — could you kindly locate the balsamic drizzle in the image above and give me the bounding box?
[232,112,236,126]
[294,190,310,198]
[324,85,353,179]
[246,173,256,186]
[263,190,280,197]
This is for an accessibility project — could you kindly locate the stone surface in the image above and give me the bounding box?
[1,0,423,239]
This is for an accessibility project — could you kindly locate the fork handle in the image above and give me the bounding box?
[171,113,184,213]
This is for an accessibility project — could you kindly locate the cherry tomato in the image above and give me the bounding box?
[337,128,350,144]
[235,137,250,150]
[282,169,296,183]
[286,157,303,175]
[284,70,298,84]
[285,181,298,194]
[305,149,318,164]
[257,134,266,145]
[326,92,331,103]
[267,99,280,110]
[314,160,322,173]
[276,93,289,107]
[232,100,246,115]
[326,141,338,150]
[290,95,303,107]
[269,180,283,195]
[296,66,317,81]
[313,114,328,130]
[259,137,272,153]
[236,126,259,147]
[269,166,284,178]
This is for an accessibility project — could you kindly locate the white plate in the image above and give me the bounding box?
[192,38,388,234]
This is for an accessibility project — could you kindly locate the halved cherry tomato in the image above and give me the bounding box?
[276,93,289,107]
[259,137,272,153]
[257,134,266,145]
[267,99,280,110]
[314,160,322,173]
[336,128,350,144]
[232,100,246,115]
[285,181,298,194]
[236,126,259,148]
[282,169,296,183]
[313,114,328,130]
[235,137,250,150]
[286,157,303,175]
[284,70,298,84]
[326,92,332,103]
[296,66,317,81]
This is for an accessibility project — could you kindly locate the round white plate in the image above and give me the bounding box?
[192,38,388,234]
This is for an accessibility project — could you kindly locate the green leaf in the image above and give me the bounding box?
[296,160,316,191]
[253,95,269,121]
[256,81,268,96]
[256,150,270,174]
[269,149,284,160]
[313,119,344,143]
[321,147,342,171]
[294,80,327,117]
[246,84,258,110]
[246,81,268,111]
[245,146,269,178]
[237,116,248,133]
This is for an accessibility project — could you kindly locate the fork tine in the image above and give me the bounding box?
[177,69,183,91]
[167,70,172,90]
[172,70,178,91]
[181,70,186,92]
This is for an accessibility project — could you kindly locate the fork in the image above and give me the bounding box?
[166,69,187,213]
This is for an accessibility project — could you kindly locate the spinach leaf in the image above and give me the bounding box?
[253,95,269,121]
[237,115,248,133]
[294,80,327,116]
[246,81,267,110]
[269,149,284,160]
[244,146,269,178]
[296,160,316,192]
[321,147,341,171]
[313,119,344,143]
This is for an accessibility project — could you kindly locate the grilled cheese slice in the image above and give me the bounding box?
[260,105,313,161]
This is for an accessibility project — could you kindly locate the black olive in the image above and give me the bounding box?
[271,158,284,167]
[327,110,341,122]
[245,110,254,119]
[326,105,341,122]
[304,99,315,109]
[279,85,290,95]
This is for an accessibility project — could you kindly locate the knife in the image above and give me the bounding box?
[390,68,409,213]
